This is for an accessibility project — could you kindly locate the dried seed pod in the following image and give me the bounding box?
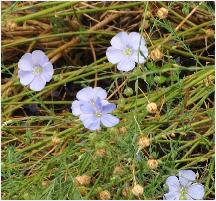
[75,175,91,186]
[157,7,168,19]
[5,20,17,31]
[41,181,49,187]
[122,186,130,197]
[146,102,158,114]
[132,184,143,197]
[113,166,124,176]
[51,136,61,145]
[147,158,158,169]
[205,29,214,37]
[138,136,150,148]
[95,148,106,158]
[99,190,111,200]
[150,48,163,61]
[119,126,127,134]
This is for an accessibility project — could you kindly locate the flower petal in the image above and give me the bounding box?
[102,103,116,113]
[163,192,180,200]
[29,75,46,91]
[110,32,129,49]
[187,183,205,200]
[41,62,54,82]
[128,32,146,50]
[131,51,145,64]
[165,176,180,192]
[93,87,107,100]
[80,114,100,131]
[18,53,34,71]
[32,50,49,66]
[101,114,119,127]
[71,100,82,116]
[76,87,94,101]
[80,101,95,114]
[178,170,196,187]
[117,59,135,72]
[18,70,35,86]
[106,47,125,64]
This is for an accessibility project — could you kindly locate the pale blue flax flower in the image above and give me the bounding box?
[18,50,54,91]
[71,87,119,131]
[164,170,205,200]
[106,32,148,72]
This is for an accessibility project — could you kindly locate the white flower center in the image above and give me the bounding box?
[123,48,132,56]
[179,187,187,200]
[95,111,102,118]
[33,66,43,75]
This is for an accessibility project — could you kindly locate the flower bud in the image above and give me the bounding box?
[132,184,143,197]
[150,48,163,61]
[157,7,168,19]
[170,133,176,137]
[146,102,157,114]
[41,181,49,187]
[75,175,91,186]
[124,87,133,97]
[147,158,158,169]
[138,136,150,149]
[122,186,130,197]
[51,136,61,145]
[99,190,111,200]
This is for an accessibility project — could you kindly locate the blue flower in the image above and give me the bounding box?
[164,170,205,200]
[106,32,148,72]
[71,87,119,131]
[18,50,54,91]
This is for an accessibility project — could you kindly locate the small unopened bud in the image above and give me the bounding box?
[132,184,143,197]
[205,29,214,37]
[146,11,152,19]
[113,166,124,176]
[95,148,106,158]
[99,190,111,200]
[150,48,163,61]
[75,175,91,186]
[51,136,61,145]
[170,133,176,137]
[157,7,168,19]
[122,186,130,197]
[78,186,88,196]
[124,87,133,97]
[143,20,150,30]
[138,136,150,149]
[41,181,49,187]
[147,159,158,169]
[146,102,157,114]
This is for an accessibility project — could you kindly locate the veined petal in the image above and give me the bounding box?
[18,70,35,86]
[117,59,135,72]
[93,87,107,100]
[76,87,94,101]
[80,101,95,114]
[110,32,129,49]
[32,50,49,66]
[101,114,119,127]
[163,192,180,200]
[187,183,205,200]
[106,47,125,64]
[41,62,54,82]
[80,114,100,131]
[178,170,196,187]
[102,103,116,113]
[29,75,46,91]
[165,176,180,192]
[18,53,34,71]
[131,51,145,64]
[71,100,82,116]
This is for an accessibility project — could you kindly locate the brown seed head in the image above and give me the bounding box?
[99,190,111,200]
[146,102,158,114]
[150,48,163,61]
[147,159,158,169]
[122,186,130,197]
[138,136,150,148]
[75,175,91,186]
[6,20,17,31]
[132,184,143,197]
[157,7,168,19]
[113,166,124,176]
[119,126,127,134]
[95,148,106,158]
